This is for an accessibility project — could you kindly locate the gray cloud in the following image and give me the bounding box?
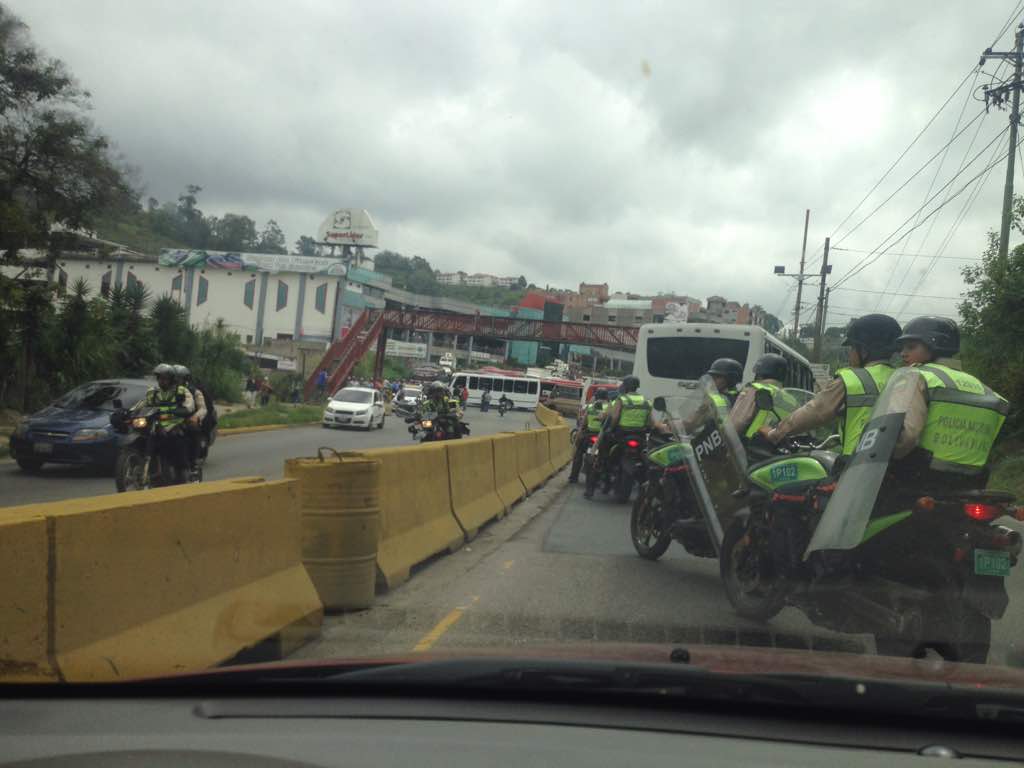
[9,0,1020,323]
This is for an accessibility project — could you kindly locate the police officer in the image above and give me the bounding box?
[145,363,194,483]
[891,316,1008,489]
[588,376,667,498]
[683,357,743,433]
[569,388,609,484]
[421,381,459,438]
[765,314,901,463]
[729,353,799,444]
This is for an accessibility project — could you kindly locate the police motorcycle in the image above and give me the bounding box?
[629,386,750,560]
[583,425,647,502]
[405,405,471,442]
[109,399,196,491]
[709,368,1020,663]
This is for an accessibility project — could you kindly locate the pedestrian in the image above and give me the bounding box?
[316,369,328,401]
[245,375,258,409]
[259,378,272,407]
[290,380,301,404]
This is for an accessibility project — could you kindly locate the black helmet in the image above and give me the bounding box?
[706,357,743,387]
[753,353,787,382]
[896,316,960,358]
[620,375,641,393]
[594,388,610,401]
[841,314,902,362]
[428,381,448,398]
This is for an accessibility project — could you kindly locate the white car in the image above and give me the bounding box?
[395,386,423,408]
[322,387,386,430]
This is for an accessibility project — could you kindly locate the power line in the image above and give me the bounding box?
[831,246,981,260]
[992,0,1024,47]
[829,67,983,243]
[831,126,1011,288]
[831,286,960,300]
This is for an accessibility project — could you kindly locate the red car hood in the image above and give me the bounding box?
[154,643,1024,691]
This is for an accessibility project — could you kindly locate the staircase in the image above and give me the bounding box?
[304,310,385,400]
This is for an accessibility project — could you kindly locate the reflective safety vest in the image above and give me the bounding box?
[744,382,799,439]
[585,401,608,432]
[618,393,652,429]
[837,363,895,457]
[145,385,187,430]
[710,388,738,413]
[918,364,1007,474]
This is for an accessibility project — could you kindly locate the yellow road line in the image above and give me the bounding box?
[413,596,478,652]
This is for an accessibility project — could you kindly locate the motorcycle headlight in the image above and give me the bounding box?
[421,419,433,429]
[72,427,111,443]
[132,417,148,429]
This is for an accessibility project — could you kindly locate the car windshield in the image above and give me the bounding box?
[333,390,373,404]
[52,382,149,411]
[6,1,1024,728]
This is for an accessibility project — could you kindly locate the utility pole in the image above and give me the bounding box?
[793,209,810,339]
[812,237,830,362]
[982,22,1024,269]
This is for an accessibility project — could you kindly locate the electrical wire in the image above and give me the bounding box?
[831,125,1011,288]
[831,287,961,300]
[991,0,1024,47]
[831,247,981,260]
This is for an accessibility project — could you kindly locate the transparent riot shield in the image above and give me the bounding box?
[679,374,753,548]
[804,366,921,556]
[785,387,836,442]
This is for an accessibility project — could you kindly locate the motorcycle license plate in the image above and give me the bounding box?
[34,442,53,454]
[974,548,1011,577]
[587,446,597,456]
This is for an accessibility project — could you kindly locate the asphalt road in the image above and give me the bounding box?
[296,471,1024,669]
[0,406,540,508]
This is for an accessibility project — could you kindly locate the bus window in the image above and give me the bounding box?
[646,337,750,380]
[514,379,528,394]
[469,376,478,389]
[504,379,515,393]
[527,380,538,394]
[453,375,466,390]
[479,377,492,391]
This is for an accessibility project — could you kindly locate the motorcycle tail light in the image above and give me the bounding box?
[964,502,1002,521]
[626,439,640,448]
[589,435,598,444]
[915,496,936,512]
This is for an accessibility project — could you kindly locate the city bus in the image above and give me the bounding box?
[539,377,584,417]
[450,371,541,410]
[632,323,815,414]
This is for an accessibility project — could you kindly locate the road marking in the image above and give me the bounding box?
[413,596,478,652]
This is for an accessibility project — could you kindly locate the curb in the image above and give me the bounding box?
[218,422,320,437]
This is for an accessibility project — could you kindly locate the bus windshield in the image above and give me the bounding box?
[645,337,751,380]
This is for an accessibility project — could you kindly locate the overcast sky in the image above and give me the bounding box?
[9,0,1024,325]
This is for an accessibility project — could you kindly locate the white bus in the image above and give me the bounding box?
[632,323,815,413]
[450,371,541,410]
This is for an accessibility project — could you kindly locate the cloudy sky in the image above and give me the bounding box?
[9,0,1024,325]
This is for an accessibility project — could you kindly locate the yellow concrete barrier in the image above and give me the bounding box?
[535,427,556,478]
[513,430,546,492]
[534,403,562,427]
[285,452,380,612]
[492,433,527,510]
[363,443,465,590]
[0,478,322,683]
[545,425,572,470]
[446,436,504,539]
[0,513,57,682]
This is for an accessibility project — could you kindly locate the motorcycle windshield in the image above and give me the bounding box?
[676,375,750,553]
[804,366,921,556]
[785,387,835,442]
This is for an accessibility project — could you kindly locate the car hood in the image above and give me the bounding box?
[141,643,1024,692]
[25,407,112,431]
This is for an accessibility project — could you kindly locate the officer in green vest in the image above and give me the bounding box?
[144,363,195,482]
[683,358,743,433]
[569,388,610,483]
[892,316,1007,489]
[765,314,901,463]
[729,354,800,446]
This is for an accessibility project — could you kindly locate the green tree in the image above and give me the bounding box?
[960,213,1024,436]
[191,319,247,402]
[517,275,527,289]
[209,213,258,252]
[108,283,153,376]
[257,219,287,254]
[149,294,193,367]
[294,235,318,256]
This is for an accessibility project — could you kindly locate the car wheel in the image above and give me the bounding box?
[16,457,44,473]
[378,413,386,429]
[322,423,330,429]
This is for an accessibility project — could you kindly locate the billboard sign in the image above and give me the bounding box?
[385,340,427,358]
[317,209,379,248]
[159,249,348,275]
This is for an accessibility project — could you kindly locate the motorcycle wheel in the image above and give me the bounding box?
[876,599,991,664]
[583,455,598,498]
[720,518,789,621]
[631,485,672,560]
[115,449,150,492]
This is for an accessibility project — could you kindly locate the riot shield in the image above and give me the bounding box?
[785,387,836,442]
[804,366,921,556]
[668,375,750,553]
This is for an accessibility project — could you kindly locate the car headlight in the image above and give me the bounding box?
[72,427,111,442]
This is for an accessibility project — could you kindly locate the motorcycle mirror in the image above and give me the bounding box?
[652,396,667,411]
[754,389,774,412]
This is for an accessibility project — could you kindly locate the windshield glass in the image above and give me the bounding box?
[5,1,1024,714]
[52,382,149,411]
[333,390,373,404]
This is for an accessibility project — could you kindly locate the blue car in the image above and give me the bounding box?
[8,379,152,473]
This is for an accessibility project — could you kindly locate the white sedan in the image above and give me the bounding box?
[395,385,423,409]
[322,387,386,430]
